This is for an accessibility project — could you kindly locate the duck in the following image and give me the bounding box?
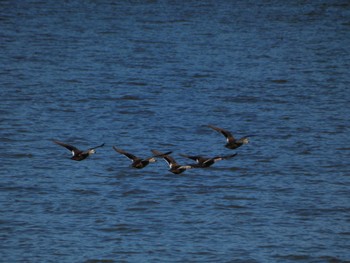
[53,140,105,161]
[151,150,193,174]
[208,125,251,149]
[179,153,237,168]
[113,146,172,169]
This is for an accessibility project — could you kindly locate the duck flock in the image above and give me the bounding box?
[53,125,252,174]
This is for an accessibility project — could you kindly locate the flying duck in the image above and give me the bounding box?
[53,140,105,161]
[208,125,251,149]
[179,153,237,168]
[151,150,193,174]
[113,146,172,169]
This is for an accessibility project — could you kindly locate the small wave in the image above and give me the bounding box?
[99,224,142,233]
[318,256,348,262]
[125,82,148,87]
[222,195,257,201]
[71,189,100,195]
[118,95,143,100]
[126,207,148,212]
[122,189,150,196]
[214,204,248,210]
[223,95,260,103]
[12,153,34,158]
[271,79,288,84]
[62,79,82,83]
[273,254,310,261]
[1,185,44,193]
[84,259,116,263]
[336,147,350,151]
[117,109,155,116]
[134,200,160,206]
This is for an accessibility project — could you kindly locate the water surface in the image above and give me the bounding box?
[1,1,350,262]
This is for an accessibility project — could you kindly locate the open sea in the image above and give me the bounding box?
[1,1,350,262]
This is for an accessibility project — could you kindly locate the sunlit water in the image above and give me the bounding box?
[1,1,350,262]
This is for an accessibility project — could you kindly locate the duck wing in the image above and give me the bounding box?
[208,125,236,143]
[113,146,138,161]
[151,150,178,168]
[143,151,172,162]
[152,151,173,158]
[179,153,206,164]
[92,143,105,150]
[220,153,238,160]
[202,153,237,166]
[210,153,238,162]
[53,140,82,156]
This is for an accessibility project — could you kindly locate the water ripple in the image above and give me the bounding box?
[1,1,349,262]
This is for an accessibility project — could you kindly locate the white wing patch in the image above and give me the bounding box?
[163,158,172,168]
[71,151,75,156]
[180,165,192,170]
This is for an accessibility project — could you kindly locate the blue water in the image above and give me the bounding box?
[1,1,350,262]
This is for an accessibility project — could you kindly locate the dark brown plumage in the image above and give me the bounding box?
[53,140,105,161]
[179,153,237,168]
[208,125,251,149]
[151,150,193,174]
[113,147,171,169]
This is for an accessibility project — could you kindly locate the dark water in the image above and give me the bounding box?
[1,1,350,262]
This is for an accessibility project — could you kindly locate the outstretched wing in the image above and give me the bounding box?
[221,153,238,160]
[113,146,138,161]
[151,150,177,168]
[211,153,238,163]
[178,165,194,170]
[144,151,172,162]
[179,153,205,164]
[53,140,82,156]
[238,134,255,142]
[152,151,173,158]
[208,125,235,143]
[92,143,105,150]
[151,149,164,157]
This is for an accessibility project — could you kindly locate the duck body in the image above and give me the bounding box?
[180,153,237,168]
[151,150,193,174]
[132,159,155,169]
[53,140,104,161]
[113,147,172,169]
[225,140,247,150]
[71,151,91,161]
[208,125,250,150]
